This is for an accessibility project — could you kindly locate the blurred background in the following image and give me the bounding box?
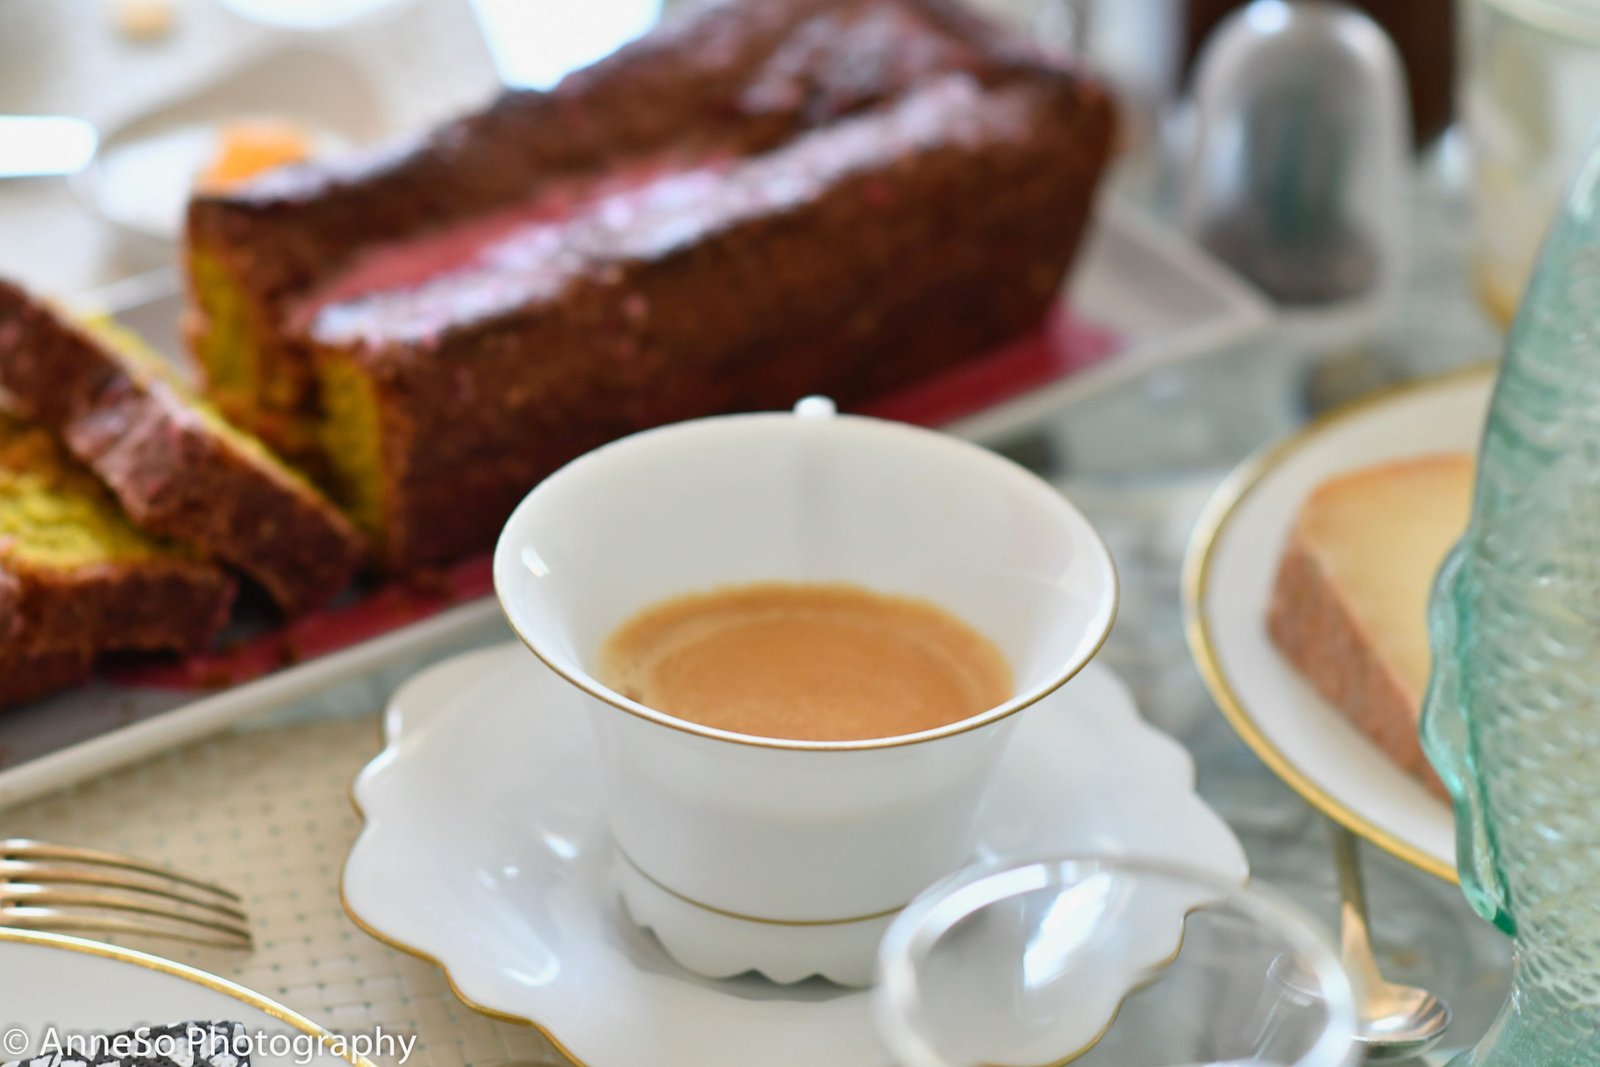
[3,0,1559,361]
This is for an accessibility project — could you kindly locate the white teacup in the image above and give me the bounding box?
[493,399,1117,986]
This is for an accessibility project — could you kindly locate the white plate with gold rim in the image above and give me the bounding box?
[342,643,1246,1067]
[0,928,364,1064]
[1183,366,1497,884]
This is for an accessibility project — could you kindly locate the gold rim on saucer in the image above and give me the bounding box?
[341,778,589,1067]
[0,927,376,1066]
[342,778,1182,1067]
[1181,363,1497,886]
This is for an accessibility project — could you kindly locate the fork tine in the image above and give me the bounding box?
[0,906,252,950]
[0,862,248,921]
[0,839,240,901]
[2,884,252,941]
[1,883,251,940]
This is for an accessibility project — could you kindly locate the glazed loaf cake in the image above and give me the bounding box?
[186,0,1116,569]
[0,282,364,615]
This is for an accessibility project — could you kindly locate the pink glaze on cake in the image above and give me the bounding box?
[288,155,734,333]
[303,77,1031,347]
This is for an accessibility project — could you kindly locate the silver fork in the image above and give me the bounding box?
[0,839,251,949]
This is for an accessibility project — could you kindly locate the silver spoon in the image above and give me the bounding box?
[1332,825,1452,1061]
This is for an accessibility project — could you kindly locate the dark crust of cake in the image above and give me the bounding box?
[305,77,1052,345]
[1,551,234,656]
[0,647,94,712]
[183,0,1081,449]
[0,282,365,616]
[319,74,1113,568]
[189,0,1040,266]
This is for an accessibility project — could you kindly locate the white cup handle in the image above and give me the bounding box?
[792,395,837,419]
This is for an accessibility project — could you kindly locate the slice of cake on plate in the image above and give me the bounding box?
[0,280,364,615]
[1267,454,1474,798]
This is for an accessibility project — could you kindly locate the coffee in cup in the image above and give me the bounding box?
[599,581,1014,742]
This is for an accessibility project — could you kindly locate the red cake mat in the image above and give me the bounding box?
[109,303,1120,691]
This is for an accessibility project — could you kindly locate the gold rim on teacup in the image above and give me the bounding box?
[495,410,1120,754]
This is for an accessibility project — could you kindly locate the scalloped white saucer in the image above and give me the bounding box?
[343,643,1247,1067]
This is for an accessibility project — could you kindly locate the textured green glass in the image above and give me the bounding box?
[1422,135,1600,1064]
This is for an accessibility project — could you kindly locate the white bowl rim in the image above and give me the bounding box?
[493,410,1120,752]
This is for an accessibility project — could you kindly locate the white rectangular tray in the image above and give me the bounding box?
[0,203,1269,809]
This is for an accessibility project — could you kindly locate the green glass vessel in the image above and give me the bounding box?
[1422,137,1600,1064]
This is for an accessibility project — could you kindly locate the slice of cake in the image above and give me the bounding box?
[0,281,364,615]
[1267,454,1475,798]
[0,411,234,657]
